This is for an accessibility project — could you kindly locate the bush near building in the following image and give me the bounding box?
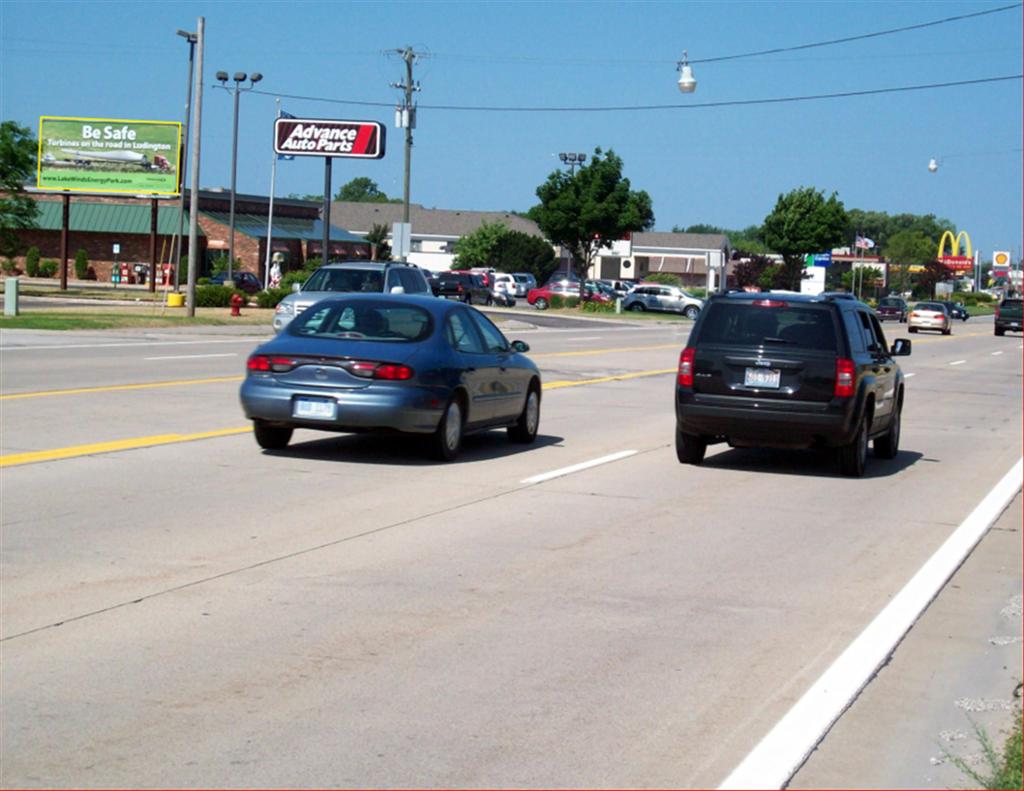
[74,249,89,280]
[194,284,244,308]
[39,260,58,278]
[24,246,39,277]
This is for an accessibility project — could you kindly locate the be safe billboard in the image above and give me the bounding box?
[37,116,182,196]
[274,118,385,159]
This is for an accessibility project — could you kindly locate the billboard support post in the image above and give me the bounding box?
[186,17,204,317]
[149,198,158,293]
[60,194,70,290]
[322,158,332,266]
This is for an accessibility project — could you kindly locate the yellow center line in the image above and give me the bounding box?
[0,376,244,401]
[544,368,676,389]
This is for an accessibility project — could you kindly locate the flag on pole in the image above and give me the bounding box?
[278,111,296,160]
[855,235,875,250]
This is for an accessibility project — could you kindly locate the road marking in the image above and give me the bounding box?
[904,372,916,378]
[949,360,967,366]
[0,338,262,352]
[520,450,638,485]
[544,368,676,390]
[992,351,1004,356]
[566,336,603,342]
[719,458,1024,790]
[0,427,251,468]
[533,343,679,358]
[0,376,243,401]
[144,353,238,361]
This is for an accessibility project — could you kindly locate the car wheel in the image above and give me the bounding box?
[485,294,493,306]
[534,297,548,310]
[942,326,951,336]
[629,302,646,312]
[838,419,868,477]
[995,327,1005,336]
[508,384,540,444]
[908,326,917,333]
[428,398,463,462]
[683,305,700,320]
[874,404,900,459]
[253,421,292,450]
[464,294,472,305]
[675,428,706,465]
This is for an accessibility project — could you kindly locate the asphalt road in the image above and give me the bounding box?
[1,314,1020,788]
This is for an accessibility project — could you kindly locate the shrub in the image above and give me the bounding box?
[197,277,211,285]
[302,256,323,272]
[1,258,17,274]
[24,247,40,277]
[281,271,308,291]
[39,260,59,277]
[645,272,682,286]
[549,295,580,309]
[256,288,290,309]
[74,249,89,280]
[194,284,243,307]
[582,299,616,313]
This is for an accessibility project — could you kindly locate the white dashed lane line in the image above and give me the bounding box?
[904,373,916,378]
[992,351,1004,356]
[949,360,967,366]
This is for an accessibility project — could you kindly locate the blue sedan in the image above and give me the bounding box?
[239,294,542,460]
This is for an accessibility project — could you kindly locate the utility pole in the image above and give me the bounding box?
[186,16,204,317]
[391,47,421,226]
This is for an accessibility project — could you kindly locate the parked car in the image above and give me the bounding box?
[622,284,703,318]
[434,271,492,305]
[210,271,263,294]
[994,297,1023,336]
[527,281,610,310]
[598,279,634,298]
[241,295,542,461]
[272,261,431,333]
[875,296,908,323]
[511,273,537,297]
[908,301,952,335]
[946,301,969,321]
[491,273,516,297]
[675,292,911,477]
[489,288,517,307]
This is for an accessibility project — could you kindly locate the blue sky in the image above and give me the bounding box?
[2,1,1021,259]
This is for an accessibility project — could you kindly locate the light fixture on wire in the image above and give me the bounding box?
[677,50,697,94]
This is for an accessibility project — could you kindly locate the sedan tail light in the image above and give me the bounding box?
[247,354,298,373]
[834,357,856,398]
[678,347,695,387]
[343,361,414,380]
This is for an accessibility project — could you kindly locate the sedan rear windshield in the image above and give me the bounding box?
[697,302,838,351]
[878,298,903,307]
[287,301,433,342]
[303,268,384,293]
[915,302,946,312]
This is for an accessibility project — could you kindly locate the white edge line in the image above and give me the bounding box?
[144,353,239,361]
[718,457,1024,790]
[521,450,637,485]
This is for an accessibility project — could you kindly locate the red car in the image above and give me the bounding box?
[527,281,611,310]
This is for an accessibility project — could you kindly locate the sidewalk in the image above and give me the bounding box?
[790,493,1022,789]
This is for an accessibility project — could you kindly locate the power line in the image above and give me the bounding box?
[250,74,1022,114]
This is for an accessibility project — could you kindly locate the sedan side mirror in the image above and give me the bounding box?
[291,282,301,293]
[891,338,912,356]
[510,339,530,353]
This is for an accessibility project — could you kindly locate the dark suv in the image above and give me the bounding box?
[675,293,911,477]
[434,272,492,304]
[994,297,1023,335]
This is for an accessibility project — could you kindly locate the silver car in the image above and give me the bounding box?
[511,273,537,297]
[622,284,703,318]
[272,261,431,333]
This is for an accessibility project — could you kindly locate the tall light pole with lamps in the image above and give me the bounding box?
[215,70,262,283]
[557,152,587,276]
[173,28,197,292]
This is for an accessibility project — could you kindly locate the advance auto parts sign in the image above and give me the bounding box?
[37,116,181,195]
[274,118,385,159]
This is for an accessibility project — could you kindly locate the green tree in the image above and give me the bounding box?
[491,230,558,284]
[74,248,89,280]
[885,229,936,295]
[529,147,654,292]
[334,177,397,203]
[0,121,39,259]
[845,209,952,253]
[365,223,392,261]
[761,187,848,291]
[451,221,509,269]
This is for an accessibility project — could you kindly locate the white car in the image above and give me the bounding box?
[491,272,516,296]
[907,301,952,335]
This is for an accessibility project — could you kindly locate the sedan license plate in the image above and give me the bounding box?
[744,367,781,389]
[293,397,337,420]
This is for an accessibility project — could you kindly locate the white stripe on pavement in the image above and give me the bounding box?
[992,351,1004,356]
[949,360,967,366]
[1,338,263,352]
[904,372,916,378]
[145,353,239,361]
[521,450,637,485]
[718,458,1024,790]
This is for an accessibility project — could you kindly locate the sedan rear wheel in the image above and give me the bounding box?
[509,386,540,443]
[253,421,292,450]
[683,305,700,320]
[629,302,646,312]
[429,398,463,461]
[534,297,549,310]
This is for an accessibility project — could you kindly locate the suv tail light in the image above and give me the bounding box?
[834,357,855,398]
[247,354,297,373]
[678,347,695,387]
[751,299,788,308]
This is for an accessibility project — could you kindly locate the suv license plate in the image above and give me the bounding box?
[744,367,781,388]
[293,397,337,420]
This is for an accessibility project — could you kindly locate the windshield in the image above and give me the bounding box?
[302,268,384,293]
[287,300,433,342]
[916,302,944,311]
[879,298,901,307]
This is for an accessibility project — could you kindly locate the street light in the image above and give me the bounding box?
[558,152,587,175]
[173,28,197,292]
[215,69,262,283]
[677,50,697,93]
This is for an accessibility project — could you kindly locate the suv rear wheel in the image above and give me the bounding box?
[675,429,706,465]
[838,419,868,477]
[874,405,901,459]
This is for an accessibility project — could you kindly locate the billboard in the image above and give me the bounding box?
[37,116,182,195]
[937,229,973,272]
[274,118,385,159]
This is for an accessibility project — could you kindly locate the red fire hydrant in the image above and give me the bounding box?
[230,293,244,317]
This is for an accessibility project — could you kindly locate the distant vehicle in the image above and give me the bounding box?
[598,279,634,297]
[272,261,431,333]
[994,297,1023,336]
[57,148,170,170]
[240,295,542,461]
[434,272,492,305]
[491,273,516,296]
[876,296,908,323]
[622,284,703,318]
[511,273,537,297]
[527,281,609,310]
[946,301,969,321]
[675,291,911,477]
[907,302,952,335]
[210,271,262,294]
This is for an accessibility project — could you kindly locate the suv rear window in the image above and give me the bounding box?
[878,298,902,307]
[697,302,838,351]
[303,268,384,293]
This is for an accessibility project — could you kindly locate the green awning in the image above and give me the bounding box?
[31,200,203,236]
[200,211,366,243]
